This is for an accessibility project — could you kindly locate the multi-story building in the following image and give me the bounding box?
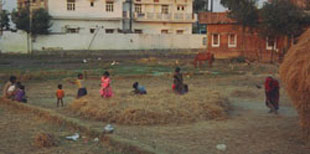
[17,0,48,10]
[16,0,196,34]
[123,0,195,34]
[48,0,124,34]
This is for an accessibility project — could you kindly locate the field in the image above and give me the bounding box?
[0,52,309,154]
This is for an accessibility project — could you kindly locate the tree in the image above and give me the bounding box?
[12,8,52,35]
[260,0,306,62]
[32,8,52,35]
[221,0,259,29]
[221,0,259,55]
[0,10,10,31]
[11,8,30,33]
[194,0,209,13]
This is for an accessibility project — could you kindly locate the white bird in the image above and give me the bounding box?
[66,133,80,141]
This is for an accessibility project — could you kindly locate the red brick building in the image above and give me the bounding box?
[198,12,289,62]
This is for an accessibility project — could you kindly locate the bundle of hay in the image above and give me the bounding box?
[34,132,57,148]
[280,28,310,139]
[70,89,230,125]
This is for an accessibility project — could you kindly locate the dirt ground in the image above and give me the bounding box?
[0,54,309,154]
[0,104,118,154]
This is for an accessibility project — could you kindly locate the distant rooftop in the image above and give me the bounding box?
[198,12,236,25]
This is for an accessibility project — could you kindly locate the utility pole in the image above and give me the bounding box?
[210,0,213,12]
[26,0,32,55]
[129,0,133,33]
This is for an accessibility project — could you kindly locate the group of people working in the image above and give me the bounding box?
[2,76,27,103]
[1,67,280,114]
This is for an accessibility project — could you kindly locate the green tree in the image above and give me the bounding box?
[260,0,306,62]
[221,0,259,29]
[32,8,52,35]
[12,8,52,35]
[194,0,209,13]
[11,8,30,33]
[0,10,10,31]
[221,0,259,55]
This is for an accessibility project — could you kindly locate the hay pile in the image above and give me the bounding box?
[70,89,230,125]
[34,132,57,148]
[280,28,310,139]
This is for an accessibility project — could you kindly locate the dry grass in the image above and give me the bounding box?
[70,87,230,125]
[280,28,310,139]
[34,132,57,148]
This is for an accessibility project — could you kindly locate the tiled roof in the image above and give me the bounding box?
[198,12,236,24]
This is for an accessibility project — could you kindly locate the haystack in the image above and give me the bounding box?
[70,89,230,125]
[280,28,310,139]
[34,132,57,148]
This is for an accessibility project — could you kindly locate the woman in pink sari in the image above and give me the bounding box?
[100,71,113,98]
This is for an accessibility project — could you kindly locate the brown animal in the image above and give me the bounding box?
[193,52,215,68]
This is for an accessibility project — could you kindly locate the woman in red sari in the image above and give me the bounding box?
[264,76,280,114]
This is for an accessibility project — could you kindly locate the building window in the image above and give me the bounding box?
[90,28,96,34]
[177,5,185,11]
[106,2,114,12]
[176,30,184,34]
[161,29,168,34]
[134,29,143,34]
[67,0,75,11]
[135,4,142,14]
[161,5,169,14]
[266,37,277,50]
[66,28,79,33]
[106,29,114,33]
[90,2,94,7]
[203,37,207,45]
[228,34,237,48]
[212,33,220,47]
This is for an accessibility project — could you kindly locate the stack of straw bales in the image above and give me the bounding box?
[280,28,310,139]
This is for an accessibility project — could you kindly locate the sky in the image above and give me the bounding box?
[2,0,267,12]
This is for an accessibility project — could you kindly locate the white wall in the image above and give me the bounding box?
[0,31,206,52]
[51,19,122,34]
[0,31,28,53]
[132,22,192,34]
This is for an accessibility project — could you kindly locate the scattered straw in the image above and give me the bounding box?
[230,89,257,98]
[34,132,57,148]
[280,28,310,140]
[70,88,230,125]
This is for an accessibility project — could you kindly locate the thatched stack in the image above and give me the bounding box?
[280,28,310,139]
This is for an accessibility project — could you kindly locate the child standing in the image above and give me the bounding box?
[70,73,87,98]
[56,84,65,107]
[15,85,27,103]
[100,71,113,98]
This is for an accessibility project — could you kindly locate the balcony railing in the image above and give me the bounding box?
[134,12,195,22]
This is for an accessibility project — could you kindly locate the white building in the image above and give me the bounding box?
[18,0,196,34]
[48,0,123,34]
[123,0,195,34]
